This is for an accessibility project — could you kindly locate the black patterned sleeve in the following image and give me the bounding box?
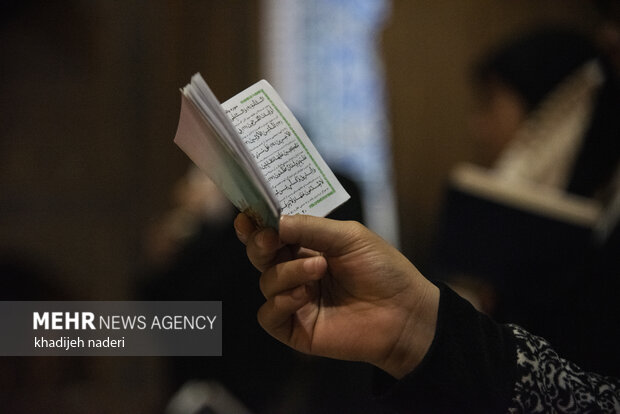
[375,284,620,413]
[508,324,620,413]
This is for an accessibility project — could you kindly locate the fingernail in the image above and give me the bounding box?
[279,215,291,226]
[235,229,248,244]
[234,222,248,244]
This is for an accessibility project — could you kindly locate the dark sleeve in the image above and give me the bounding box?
[374,284,620,413]
[374,283,518,413]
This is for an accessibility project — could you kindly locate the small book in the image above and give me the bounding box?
[173,73,350,229]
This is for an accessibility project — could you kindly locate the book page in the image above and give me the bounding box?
[174,78,280,229]
[222,80,350,217]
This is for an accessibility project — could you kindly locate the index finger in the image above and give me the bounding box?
[234,213,283,272]
[246,226,285,272]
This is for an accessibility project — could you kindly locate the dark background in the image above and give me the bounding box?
[0,1,601,412]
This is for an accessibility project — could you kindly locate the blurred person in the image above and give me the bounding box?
[139,166,377,413]
[0,255,88,414]
[432,25,620,366]
[471,27,618,199]
[155,5,620,413]
[142,166,234,269]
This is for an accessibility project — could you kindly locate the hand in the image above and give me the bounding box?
[234,213,439,378]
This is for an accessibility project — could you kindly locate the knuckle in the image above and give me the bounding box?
[343,220,366,240]
[256,304,268,328]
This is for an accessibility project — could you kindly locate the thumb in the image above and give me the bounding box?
[278,215,364,255]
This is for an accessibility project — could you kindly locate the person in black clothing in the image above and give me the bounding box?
[234,212,619,413]
[434,23,620,377]
[231,4,620,412]
[471,27,619,199]
[140,169,380,413]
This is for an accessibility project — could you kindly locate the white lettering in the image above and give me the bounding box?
[51,312,63,330]
[82,312,95,330]
[33,312,97,330]
[206,315,217,330]
[33,312,48,330]
[65,312,79,330]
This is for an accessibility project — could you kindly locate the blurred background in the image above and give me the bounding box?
[0,0,610,413]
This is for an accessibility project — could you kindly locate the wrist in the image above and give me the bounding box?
[378,279,440,379]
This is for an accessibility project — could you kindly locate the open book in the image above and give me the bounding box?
[173,74,349,229]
